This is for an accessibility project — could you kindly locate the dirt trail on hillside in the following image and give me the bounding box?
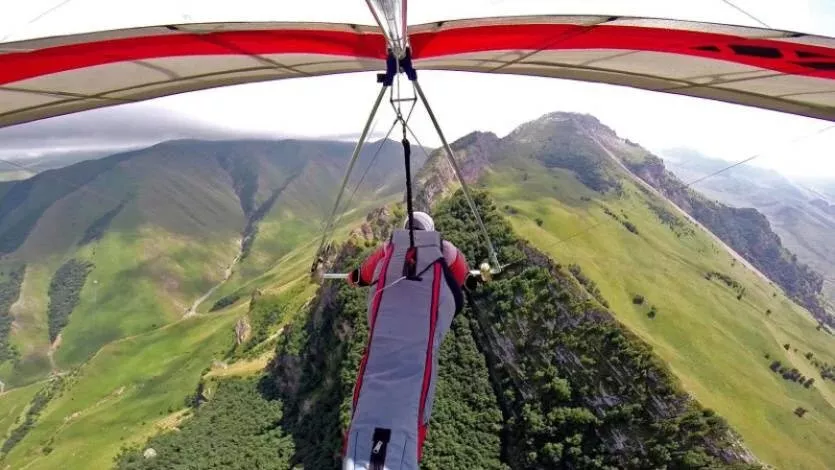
[184,240,242,318]
[47,333,62,371]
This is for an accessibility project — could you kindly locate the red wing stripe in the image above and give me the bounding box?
[0,29,387,85]
[410,24,835,79]
[4,24,835,86]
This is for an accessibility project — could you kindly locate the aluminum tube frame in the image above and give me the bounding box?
[312,84,387,272]
[413,80,501,271]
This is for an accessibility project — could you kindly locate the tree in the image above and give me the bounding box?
[46,259,94,342]
[794,407,808,418]
[633,294,645,305]
[804,378,815,389]
[783,343,790,351]
[115,378,295,469]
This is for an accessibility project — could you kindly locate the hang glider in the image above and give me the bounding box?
[1,15,834,129]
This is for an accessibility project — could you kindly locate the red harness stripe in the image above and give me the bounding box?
[418,263,442,458]
[345,243,395,456]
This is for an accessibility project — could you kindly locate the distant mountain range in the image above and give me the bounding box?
[661,148,835,310]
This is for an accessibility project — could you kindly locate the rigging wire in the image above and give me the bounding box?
[316,76,419,256]
[313,111,385,240]
[340,99,418,218]
[0,0,77,42]
[682,124,835,188]
[717,0,771,28]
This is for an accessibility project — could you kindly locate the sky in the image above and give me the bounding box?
[1,0,835,178]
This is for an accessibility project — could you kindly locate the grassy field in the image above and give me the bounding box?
[1,309,240,470]
[0,383,41,441]
[0,233,321,470]
[487,166,835,470]
[202,187,397,315]
[54,227,239,369]
[5,265,53,387]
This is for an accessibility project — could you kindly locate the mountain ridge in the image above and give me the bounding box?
[0,137,423,388]
[661,147,835,310]
[415,110,835,469]
[619,148,831,326]
[2,113,834,470]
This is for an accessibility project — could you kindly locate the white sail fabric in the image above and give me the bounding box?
[1,15,834,128]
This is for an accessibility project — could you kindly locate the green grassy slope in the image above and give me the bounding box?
[0,138,418,387]
[411,111,835,468]
[0,136,417,468]
[484,153,835,470]
[2,310,239,470]
[0,145,246,384]
[0,383,41,441]
[662,149,835,307]
[0,229,326,470]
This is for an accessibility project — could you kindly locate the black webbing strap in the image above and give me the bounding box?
[403,135,415,249]
[402,133,419,279]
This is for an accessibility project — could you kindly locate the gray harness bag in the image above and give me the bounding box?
[343,229,459,470]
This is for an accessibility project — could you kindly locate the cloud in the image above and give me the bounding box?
[0,103,288,159]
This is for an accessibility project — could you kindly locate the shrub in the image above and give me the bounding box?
[210,293,241,312]
[622,221,639,234]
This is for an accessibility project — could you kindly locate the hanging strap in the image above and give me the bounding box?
[402,129,419,280]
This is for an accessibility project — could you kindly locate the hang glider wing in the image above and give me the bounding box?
[1,16,834,128]
[410,16,835,122]
[0,23,387,128]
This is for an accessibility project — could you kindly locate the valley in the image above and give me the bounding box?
[0,113,833,469]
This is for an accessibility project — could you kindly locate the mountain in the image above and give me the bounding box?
[116,112,835,470]
[114,192,760,470]
[0,138,422,387]
[417,112,835,469]
[616,148,830,327]
[0,149,122,182]
[661,149,835,310]
[2,113,835,470]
